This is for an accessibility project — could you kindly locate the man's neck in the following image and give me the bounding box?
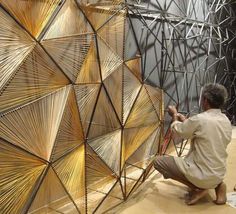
[204,106,211,111]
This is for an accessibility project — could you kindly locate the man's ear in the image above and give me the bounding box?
[202,97,211,110]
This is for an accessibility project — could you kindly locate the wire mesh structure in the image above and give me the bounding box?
[0,0,164,213]
[0,0,236,213]
[125,0,236,156]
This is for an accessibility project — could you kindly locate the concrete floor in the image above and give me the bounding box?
[110,127,236,214]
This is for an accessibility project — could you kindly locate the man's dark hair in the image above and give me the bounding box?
[202,83,228,108]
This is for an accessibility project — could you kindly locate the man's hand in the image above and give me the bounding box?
[168,106,187,122]
[168,105,178,117]
[177,113,187,122]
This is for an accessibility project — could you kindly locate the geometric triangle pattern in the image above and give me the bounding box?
[0,86,70,161]
[0,0,61,39]
[0,138,46,214]
[88,130,122,174]
[28,167,80,214]
[0,1,163,213]
[79,1,123,31]
[103,65,123,122]
[42,34,95,83]
[0,7,36,92]
[50,88,84,162]
[125,86,160,128]
[52,145,85,213]
[42,0,93,40]
[97,11,126,58]
[125,57,142,81]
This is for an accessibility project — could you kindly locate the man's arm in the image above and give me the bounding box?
[168,105,199,139]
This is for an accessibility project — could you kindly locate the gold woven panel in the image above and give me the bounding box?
[0,1,163,213]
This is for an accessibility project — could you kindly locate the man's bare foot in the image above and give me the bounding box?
[184,188,198,200]
[214,182,227,205]
[186,189,208,205]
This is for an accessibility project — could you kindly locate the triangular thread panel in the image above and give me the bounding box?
[51,88,84,162]
[97,10,126,59]
[97,36,123,81]
[78,1,123,30]
[103,65,122,122]
[74,84,100,137]
[125,164,144,183]
[42,33,95,83]
[75,39,101,84]
[125,175,143,198]
[28,167,79,214]
[144,84,163,121]
[86,188,107,214]
[86,180,123,214]
[0,0,61,39]
[52,145,85,213]
[88,86,121,140]
[0,44,70,113]
[106,180,124,200]
[123,66,142,125]
[0,86,70,161]
[120,164,144,198]
[86,146,118,213]
[0,8,36,92]
[86,145,117,191]
[124,18,141,61]
[123,124,159,162]
[87,181,124,214]
[126,127,161,169]
[125,86,160,128]
[124,162,145,197]
[43,0,93,40]
[0,139,46,214]
[88,130,122,174]
[125,57,142,82]
[95,182,124,214]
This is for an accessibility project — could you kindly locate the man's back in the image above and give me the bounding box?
[173,109,232,189]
